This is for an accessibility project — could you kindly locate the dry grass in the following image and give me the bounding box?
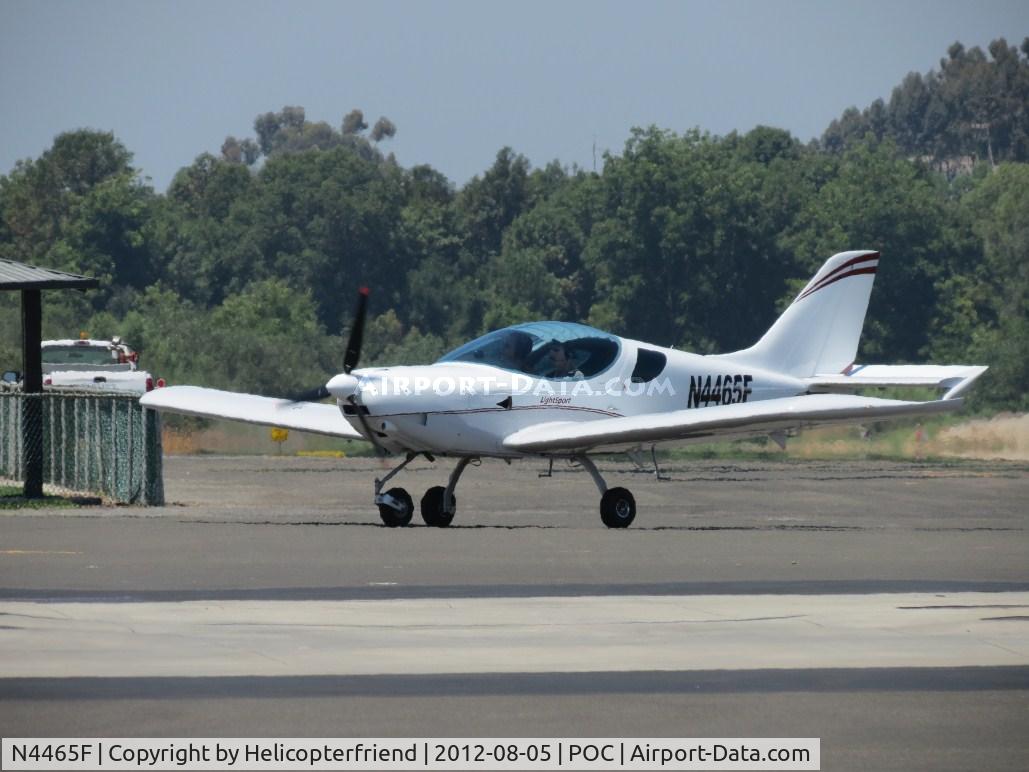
[162,421,359,456]
[935,414,1029,461]
[161,414,1029,462]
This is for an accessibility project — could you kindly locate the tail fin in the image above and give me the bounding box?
[726,251,879,377]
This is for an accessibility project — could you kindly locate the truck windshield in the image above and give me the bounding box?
[41,346,116,366]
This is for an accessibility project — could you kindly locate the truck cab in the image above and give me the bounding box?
[40,336,162,394]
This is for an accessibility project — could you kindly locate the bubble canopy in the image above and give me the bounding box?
[437,321,621,379]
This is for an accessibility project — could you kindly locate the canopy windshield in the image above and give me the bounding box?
[438,322,621,379]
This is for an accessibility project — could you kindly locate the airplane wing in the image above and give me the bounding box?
[502,394,962,454]
[139,386,367,441]
[806,364,987,399]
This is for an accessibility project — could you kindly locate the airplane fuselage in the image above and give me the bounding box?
[345,338,806,457]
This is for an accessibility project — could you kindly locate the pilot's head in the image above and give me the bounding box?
[501,332,533,368]
[547,341,571,369]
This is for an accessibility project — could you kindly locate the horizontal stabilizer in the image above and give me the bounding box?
[140,386,366,440]
[806,364,988,400]
[503,394,962,454]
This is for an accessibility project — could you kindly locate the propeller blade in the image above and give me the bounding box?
[343,286,370,374]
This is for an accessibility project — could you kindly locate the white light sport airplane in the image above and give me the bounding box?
[141,251,986,528]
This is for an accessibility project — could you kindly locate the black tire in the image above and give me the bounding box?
[378,487,413,527]
[600,487,636,528]
[420,485,455,527]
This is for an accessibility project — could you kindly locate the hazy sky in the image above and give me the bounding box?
[2,0,1026,191]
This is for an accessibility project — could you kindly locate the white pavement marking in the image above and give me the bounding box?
[2,593,1028,678]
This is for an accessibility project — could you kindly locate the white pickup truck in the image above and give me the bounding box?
[41,337,163,394]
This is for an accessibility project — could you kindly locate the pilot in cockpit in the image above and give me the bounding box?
[500,331,534,372]
[541,341,584,379]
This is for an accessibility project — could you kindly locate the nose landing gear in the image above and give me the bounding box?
[374,453,417,527]
[373,454,477,527]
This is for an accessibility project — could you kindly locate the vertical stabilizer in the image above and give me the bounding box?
[725,251,879,377]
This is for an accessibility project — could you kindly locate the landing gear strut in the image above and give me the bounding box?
[374,453,416,527]
[421,457,475,527]
[577,455,637,528]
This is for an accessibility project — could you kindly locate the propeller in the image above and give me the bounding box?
[284,286,388,455]
[286,286,370,403]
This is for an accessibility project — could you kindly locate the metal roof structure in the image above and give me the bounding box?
[2,259,100,498]
[0,259,99,291]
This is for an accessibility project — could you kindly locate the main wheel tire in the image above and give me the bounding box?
[378,487,414,527]
[420,485,455,527]
[600,487,636,528]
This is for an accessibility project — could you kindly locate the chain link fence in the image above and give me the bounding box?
[0,388,164,504]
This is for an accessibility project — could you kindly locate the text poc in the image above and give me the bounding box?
[567,743,616,762]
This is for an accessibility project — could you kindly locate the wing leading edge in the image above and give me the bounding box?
[139,385,366,441]
[502,394,962,454]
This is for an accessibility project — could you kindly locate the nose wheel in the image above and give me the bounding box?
[420,486,455,527]
[420,456,473,527]
[377,488,414,527]
[374,453,418,527]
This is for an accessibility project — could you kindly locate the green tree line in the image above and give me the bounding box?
[1,39,1026,411]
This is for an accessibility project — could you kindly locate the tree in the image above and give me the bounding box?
[936,164,1029,410]
[240,139,261,166]
[203,279,338,395]
[342,109,368,135]
[280,105,306,130]
[370,117,397,142]
[783,139,958,361]
[221,136,243,163]
[456,147,532,259]
[0,130,159,303]
[220,136,260,166]
[254,111,283,155]
[826,37,1029,166]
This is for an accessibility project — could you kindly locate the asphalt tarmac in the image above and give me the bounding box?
[2,455,1028,770]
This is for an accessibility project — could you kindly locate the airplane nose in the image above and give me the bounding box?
[325,373,360,400]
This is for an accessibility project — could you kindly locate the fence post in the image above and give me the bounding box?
[21,289,44,498]
[94,397,102,494]
[144,406,164,505]
[60,397,67,488]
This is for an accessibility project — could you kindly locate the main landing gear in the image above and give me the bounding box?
[576,455,637,528]
[374,454,475,528]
